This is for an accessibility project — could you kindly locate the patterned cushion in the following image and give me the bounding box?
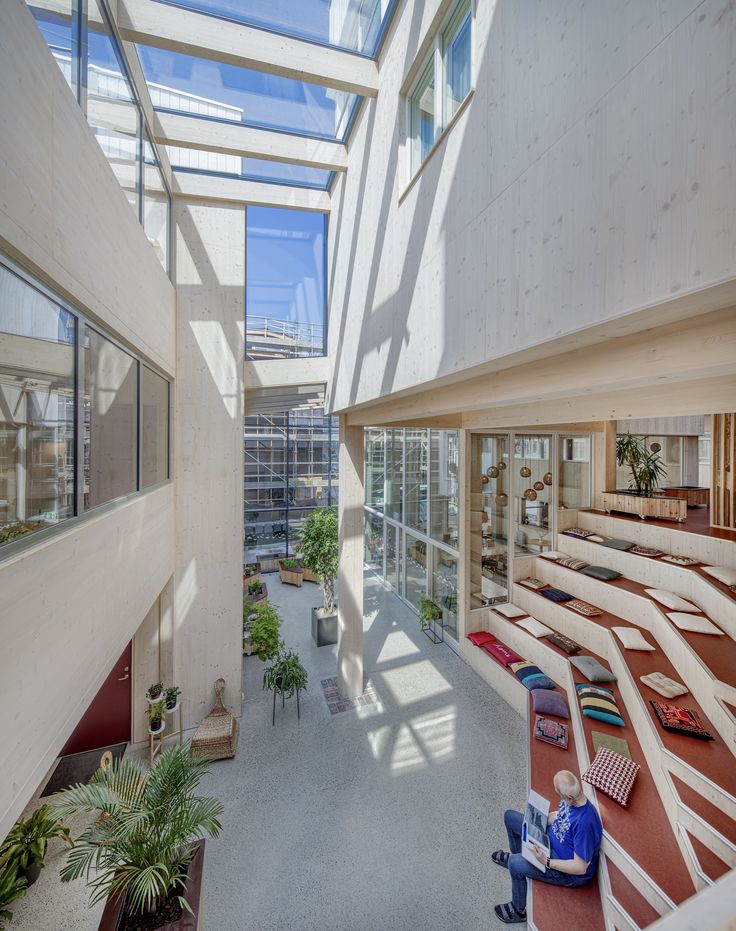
[645,589,699,612]
[580,565,622,581]
[516,616,553,638]
[612,626,655,651]
[510,661,556,691]
[598,538,635,551]
[568,599,603,617]
[583,748,640,806]
[666,612,724,636]
[630,545,664,557]
[562,527,596,539]
[534,716,569,749]
[517,577,548,590]
[640,672,688,700]
[538,588,574,603]
[483,641,524,667]
[531,689,569,718]
[494,603,527,619]
[570,656,617,682]
[467,631,497,647]
[556,556,590,570]
[576,684,625,726]
[545,632,582,655]
[650,701,714,740]
[661,554,699,566]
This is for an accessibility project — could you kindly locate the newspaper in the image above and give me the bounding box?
[522,789,551,872]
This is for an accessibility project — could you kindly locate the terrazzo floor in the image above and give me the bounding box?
[9,571,528,931]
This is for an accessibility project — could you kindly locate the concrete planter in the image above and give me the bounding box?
[98,839,204,931]
[278,560,303,587]
[311,605,337,647]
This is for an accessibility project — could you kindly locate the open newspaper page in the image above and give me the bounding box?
[522,789,551,872]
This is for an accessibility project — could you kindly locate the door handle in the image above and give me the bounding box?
[117,674,130,681]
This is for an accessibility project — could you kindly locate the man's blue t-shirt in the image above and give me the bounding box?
[549,800,602,880]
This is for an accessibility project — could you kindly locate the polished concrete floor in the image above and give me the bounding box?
[10,572,527,930]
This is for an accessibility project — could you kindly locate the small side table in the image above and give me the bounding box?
[149,702,184,765]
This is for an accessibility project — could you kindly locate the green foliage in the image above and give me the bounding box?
[165,686,181,709]
[0,805,71,873]
[296,508,338,613]
[280,558,298,570]
[0,866,27,929]
[242,563,258,578]
[146,683,164,701]
[262,646,308,699]
[0,521,46,547]
[418,597,442,631]
[615,432,668,494]
[247,600,282,662]
[247,579,263,596]
[52,743,222,918]
[147,701,164,729]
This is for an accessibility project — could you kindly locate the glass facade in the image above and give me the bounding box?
[471,433,510,609]
[244,408,338,561]
[559,435,592,510]
[404,429,428,534]
[0,258,171,552]
[410,59,436,175]
[246,207,327,360]
[27,1,79,99]
[513,434,553,555]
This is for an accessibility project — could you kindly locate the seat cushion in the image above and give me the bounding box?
[592,730,632,760]
[483,641,524,666]
[467,631,497,647]
[556,556,590,571]
[650,701,714,740]
[661,554,700,566]
[598,538,635,551]
[516,616,553,639]
[701,565,736,586]
[517,577,548,590]
[493,602,527,619]
[534,715,569,749]
[545,632,582,655]
[540,551,565,560]
[568,599,603,617]
[630,545,664,557]
[510,661,556,690]
[562,527,596,539]
[640,672,688,700]
[538,587,574,603]
[570,655,617,683]
[576,683,625,726]
[580,565,622,581]
[666,612,723,636]
[612,626,655,651]
[645,589,699,612]
[583,748,640,806]
[531,688,569,718]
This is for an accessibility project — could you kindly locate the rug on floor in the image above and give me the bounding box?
[320,676,380,714]
[41,743,127,796]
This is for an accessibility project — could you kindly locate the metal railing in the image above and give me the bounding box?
[246,316,325,359]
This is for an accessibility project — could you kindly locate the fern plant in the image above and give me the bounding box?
[263,647,308,699]
[52,744,223,918]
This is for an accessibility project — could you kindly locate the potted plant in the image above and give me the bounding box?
[418,596,444,644]
[242,562,261,588]
[52,743,223,931]
[262,645,308,725]
[0,866,26,928]
[146,682,164,704]
[615,432,667,495]
[247,599,282,662]
[147,700,165,735]
[165,686,181,713]
[244,578,268,607]
[278,557,303,587]
[0,804,72,887]
[296,508,338,647]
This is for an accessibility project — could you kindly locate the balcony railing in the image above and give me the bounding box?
[246,316,325,359]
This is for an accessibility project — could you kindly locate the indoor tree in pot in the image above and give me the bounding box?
[296,507,338,647]
[615,432,668,495]
[52,743,223,931]
[0,804,71,886]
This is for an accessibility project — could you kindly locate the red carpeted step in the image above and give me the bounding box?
[671,775,736,846]
[605,859,661,928]
[686,833,732,882]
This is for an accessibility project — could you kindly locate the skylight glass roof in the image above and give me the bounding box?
[137,46,359,141]
[153,0,396,57]
[167,147,333,190]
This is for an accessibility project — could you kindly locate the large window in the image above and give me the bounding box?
[0,258,171,552]
[559,435,592,510]
[143,133,171,274]
[430,429,459,546]
[404,429,428,534]
[365,428,386,512]
[409,59,436,175]
[27,1,79,99]
[246,207,327,360]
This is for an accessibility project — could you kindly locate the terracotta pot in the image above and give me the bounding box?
[98,840,204,931]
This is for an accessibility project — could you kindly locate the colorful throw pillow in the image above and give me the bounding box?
[645,589,699,612]
[630,545,664,557]
[576,684,625,727]
[701,566,736,586]
[592,730,632,760]
[666,612,724,636]
[599,539,635,551]
[661,554,699,566]
[534,716,569,749]
[650,701,714,740]
[556,556,590,571]
[538,588,574,603]
[580,565,622,581]
[545,632,582,655]
[494,603,528,619]
[510,661,556,691]
[518,577,548,590]
[562,527,596,539]
[467,631,497,647]
[540,551,565,560]
[483,641,524,667]
[531,689,569,718]
[640,672,688,700]
[516,616,553,639]
[568,599,603,617]
[570,656,617,682]
[612,627,655,651]
[583,748,640,806]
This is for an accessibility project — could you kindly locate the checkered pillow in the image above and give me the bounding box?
[583,748,640,806]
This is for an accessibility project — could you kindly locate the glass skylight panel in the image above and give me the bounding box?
[27,1,77,97]
[137,47,359,141]
[167,147,331,190]
[152,0,395,57]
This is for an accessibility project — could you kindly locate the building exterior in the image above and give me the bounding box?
[1,0,736,927]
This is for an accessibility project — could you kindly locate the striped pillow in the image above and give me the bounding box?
[510,661,556,691]
[556,556,590,571]
[576,683,625,727]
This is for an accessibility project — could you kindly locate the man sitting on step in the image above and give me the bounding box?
[492,769,603,924]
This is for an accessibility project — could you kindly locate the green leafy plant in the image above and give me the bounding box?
[247,600,282,662]
[0,866,27,929]
[242,563,259,579]
[52,743,223,919]
[418,597,442,631]
[147,701,165,731]
[262,646,308,699]
[146,682,163,701]
[296,507,338,614]
[164,686,181,710]
[0,521,47,547]
[247,579,263,596]
[616,432,668,495]
[280,558,298,570]
[0,805,71,874]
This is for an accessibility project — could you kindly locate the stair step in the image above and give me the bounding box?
[672,775,736,846]
[686,832,731,883]
[605,859,661,929]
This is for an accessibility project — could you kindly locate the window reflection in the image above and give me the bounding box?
[141,365,169,487]
[27,1,78,98]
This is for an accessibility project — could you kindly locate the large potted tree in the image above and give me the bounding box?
[297,508,339,647]
[52,744,223,931]
[615,432,668,495]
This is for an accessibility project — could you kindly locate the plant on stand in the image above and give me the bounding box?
[0,805,71,886]
[616,432,667,495]
[262,644,308,725]
[146,683,164,703]
[164,687,181,712]
[418,596,444,644]
[52,743,223,930]
[147,700,165,735]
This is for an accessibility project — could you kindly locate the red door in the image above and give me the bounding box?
[61,642,132,756]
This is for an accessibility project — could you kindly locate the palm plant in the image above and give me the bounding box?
[296,507,338,614]
[52,744,223,919]
[616,432,667,494]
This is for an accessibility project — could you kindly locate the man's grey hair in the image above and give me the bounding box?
[554,770,581,798]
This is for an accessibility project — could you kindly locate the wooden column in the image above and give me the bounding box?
[337,415,365,699]
[712,414,735,529]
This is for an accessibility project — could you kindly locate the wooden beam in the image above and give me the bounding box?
[172,171,330,211]
[117,0,379,97]
[155,111,348,172]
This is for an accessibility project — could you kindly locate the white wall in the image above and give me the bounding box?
[327,0,736,413]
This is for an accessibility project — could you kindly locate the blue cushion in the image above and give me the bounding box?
[510,661,556,691]
[538,588,574,603]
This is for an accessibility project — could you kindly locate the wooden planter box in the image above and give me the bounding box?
[242,562,262,588]
[258,552,285,573]
[98,840,204,930]
[278,560,304,587]
[302,566,321,584]
[602,490,687,523]
[244,582,268,607]
[660,486,710,508]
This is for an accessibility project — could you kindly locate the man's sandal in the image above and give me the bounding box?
[491,849,511,869]
[494,902,527,924]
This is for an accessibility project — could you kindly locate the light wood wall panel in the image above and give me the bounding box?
[712,414,736,529]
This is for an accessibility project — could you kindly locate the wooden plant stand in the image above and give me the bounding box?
[149,702,183,765]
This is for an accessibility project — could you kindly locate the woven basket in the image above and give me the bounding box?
[190,678,239,761]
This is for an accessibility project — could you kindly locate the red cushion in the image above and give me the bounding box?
[483,641,525,666]
[468,631,497,647]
